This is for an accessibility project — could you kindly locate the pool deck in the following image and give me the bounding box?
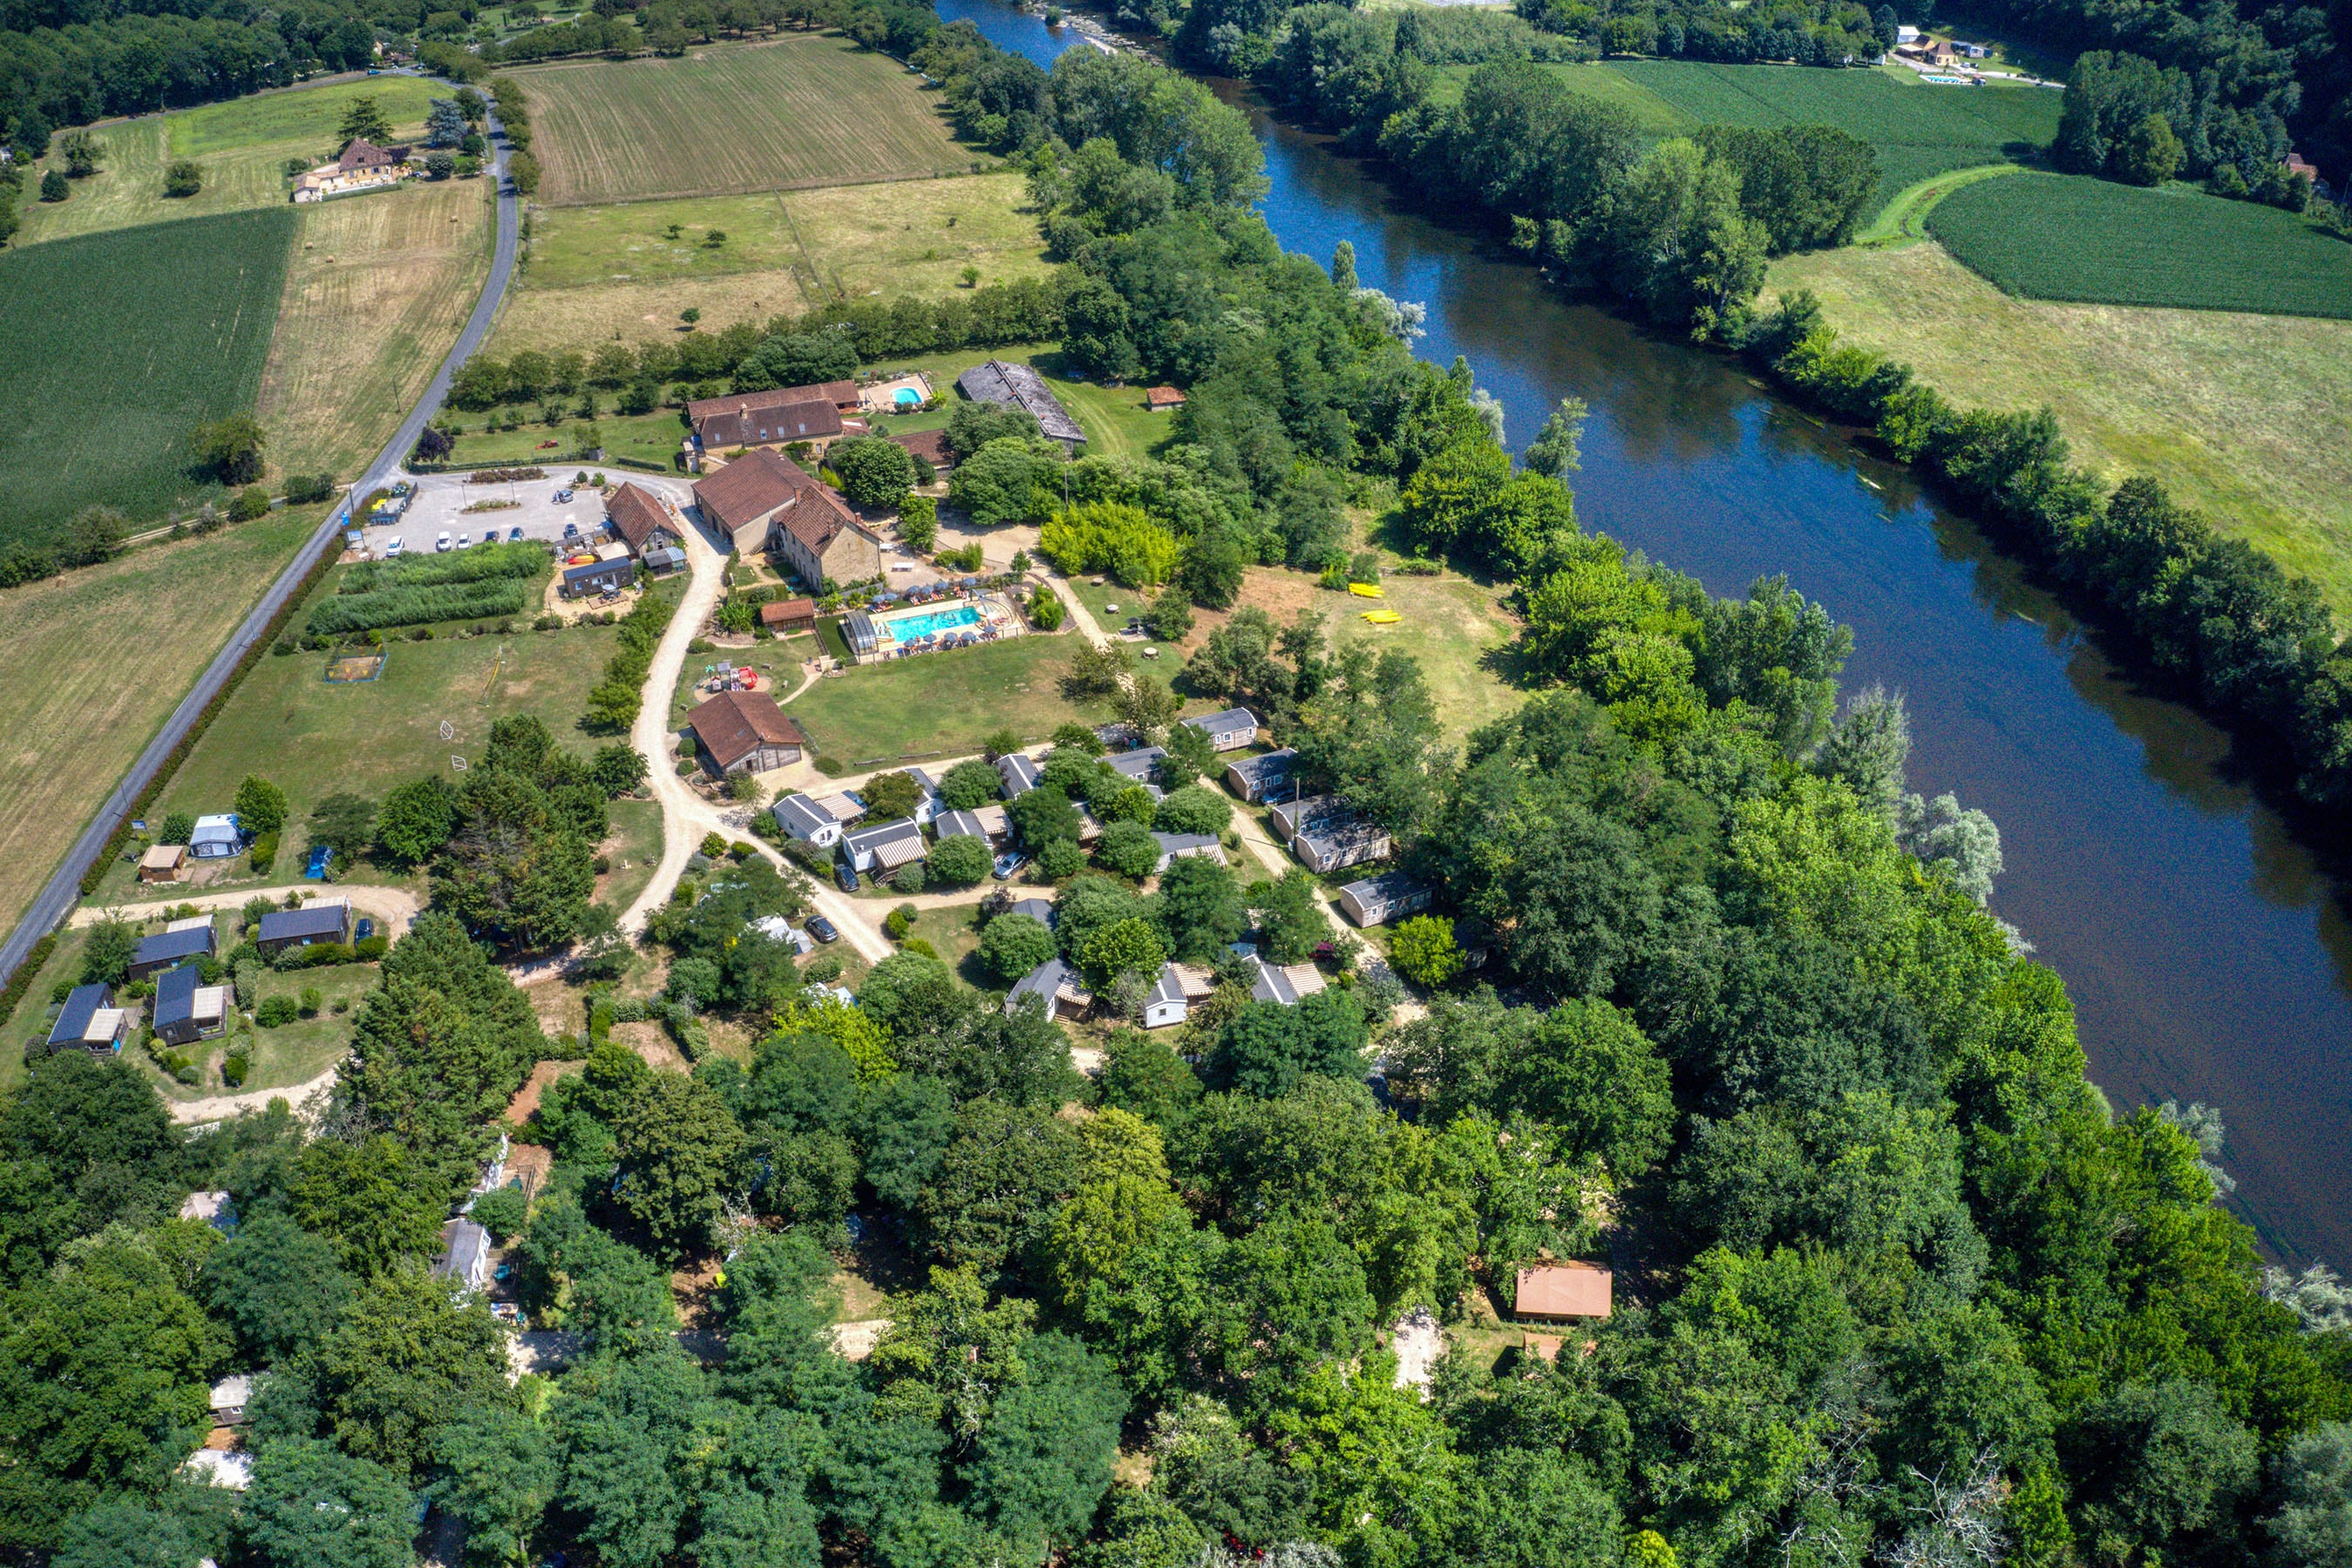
[848,589,1021,665]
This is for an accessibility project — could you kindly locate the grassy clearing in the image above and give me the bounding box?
[493,174,1049,355]
[1427,60,1696,136]
[0,506,325,940]
[440,409,690,472]
[144,614,624,850]
[1852,160,2022,246]
[1771,240,2352,615]
[597,798,666,913]
[783,633,1110,765]
[0,927,91,1091]
[0,208,296,549]
[1607,60,2059,206]
[516,35,975,206]
[17,84,437,247]
[1927,173,2352,319]
[260,177,497,483]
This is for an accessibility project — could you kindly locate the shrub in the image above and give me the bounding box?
[979,911,1057,981]
[884,907,914,940]
[297,986,323,1017]
[1028,584,1065,631]
[1035,837,1085,880]
[1095,818,1161,879]
[221,1055,248,1087]
[1152,784,1231,838]
[285,472,336,505]
[894,861,927,893]
[1387,915,1463,989]
[255,995,297,1027]
[248,832,279,873]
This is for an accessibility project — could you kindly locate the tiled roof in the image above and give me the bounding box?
[603,483,676,552]
[688,690,806,770]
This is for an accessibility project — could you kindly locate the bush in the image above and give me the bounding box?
[1028,584,1065,631]
[928,832,992,886]
[471,1184,529,1242]
[221,1054,248,1087]
[248,832,279,873]
[894,861,927,893]
[1035,837,1085,880]
[284,472,336,505]
[255,995,297,1027]
[297,986,323,1017]
[1388,915,1464,989]
[884,906,914,940]
[272,636,297,655]
[979,910,1057,981]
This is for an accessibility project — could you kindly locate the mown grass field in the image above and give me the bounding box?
[1927,172,2352,319]
[1772,240,2352,615]
[783,634,1111,765]
[0,506,326,943]
[439,408,691,471]
[1428,59,1696,136]
[1588,61,2059,205]
[15,81,438,246]
[515,35,974,206]
[0,208,296,549]
[261,178,496,484]
[147,612,624,839]
[491,173,1049,354]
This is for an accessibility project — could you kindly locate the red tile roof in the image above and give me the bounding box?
[760,597,817,627]
[1146,385,1186,408]
[1514,1260,1612,1320]
[695,397,842,450]
[687,689,806,769]
[888,427,955,469]
[693,448,811,539]
[603,482,675,553]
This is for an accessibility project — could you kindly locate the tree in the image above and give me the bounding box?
[861,770,925,820]
[1077,916,1166,988]
[928,832,992,886]
[288,1135,449,1275]
[337,96,394,149]
[948,438,1054,526]
[79,918,138,985]
[2267,1422,2352,1568]
[40,168,67,201]
[1095,818,1161,879]
[1146,588,1195,641]
[964,1331,1129,1554]
[1896,791,2003,904]
[2117,110,2185,185]
[189,415,265,485]
[307,793,377,868]
[1814,682,1908,825]
[1523,396,1587,479]
[241,1441,413,1568]
[610,1071,746,1259]
[425,150,456,180]
[435,1402,558,1567]
[980,912,1058,982]
[1156,855,1244,961]
[201,1212,352,1366]
[163,160,201,197]
[827,435,917,509]
[1387,914,1462,988]
[940,759,1003,811]
[945,399,1042,458]
[1400,438,1510,557]
[1009,784,1081,848]
[273,1270,514,1479]
[230,773,288,836]
[2068,1378,2259,1560]
[507,151,540,195]
[58,128,99,175]
[54,1495,224,1568]
[914,1102,1086,1278]
[1254,870,1330,966]
[425,98,468,147]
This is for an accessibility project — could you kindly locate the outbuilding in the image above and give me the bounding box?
[47,983,127,1054]
[139,844,187,883]
[189,813,243,859]
[1142,962,1217,1028]
[841,817,926,875]
[685,689,807,777]
[128,920,217,981]
[997,752,1043,798]
[1152,832,1227,874]
[1294,817,1391,875]
[1512,1259,1613,1321]
[1222,748,1299,804]
[561,555,634,600]
[772,791,846,848]
[152,963,229,1046]
[760,597,819,635]
[1006,957,1091,1021]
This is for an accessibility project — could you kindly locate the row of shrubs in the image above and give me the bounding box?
[1750,292,2352,809]
[583,587,680,732]
[307,580,535,637]
[339,540,545,594]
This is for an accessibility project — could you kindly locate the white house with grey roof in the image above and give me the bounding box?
[996,752,1043,798]
[1143,962,1218,1028]
[1105,747,1166,784]
[1006,957,1091,1020]
[1223,748,1300,803]
[1339,872,1432,927]
[1153,832,1227,873]
[1294,817,1392,875]
[842,817,926,874]
[935,807,1009,845]
[772,791,846,848]
[1183,708,1261,751]
[897,767,943,826]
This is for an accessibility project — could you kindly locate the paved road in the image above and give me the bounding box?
[0,95,524,988]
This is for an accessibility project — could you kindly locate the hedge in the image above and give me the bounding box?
[308,580,534,636]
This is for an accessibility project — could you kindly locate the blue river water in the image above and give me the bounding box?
[933,0,2352,1266]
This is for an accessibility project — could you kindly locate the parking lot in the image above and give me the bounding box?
[358,472,648,554]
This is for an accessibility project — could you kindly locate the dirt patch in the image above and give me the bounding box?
[611,1019,685,1071]
[507,1059,582,1126]
[671,1253,724,1327]
[506,1141,554,1197]
[827,1318,891,1360]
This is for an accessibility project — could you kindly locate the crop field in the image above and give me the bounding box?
[1771,239,2352,615]
[0,208,296,551]
[0,506,325,943]
[515,36,974,206]
[15,81,437,246]
[1927,173,2352,319]
[261,177,496,484]
[1607,61,2060,203]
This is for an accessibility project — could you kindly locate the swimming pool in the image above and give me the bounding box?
[883,603,981,641]
[894,388,922,407]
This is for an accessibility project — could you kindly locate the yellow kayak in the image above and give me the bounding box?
[1347,581,1383,598]
[1362,609,1401,624]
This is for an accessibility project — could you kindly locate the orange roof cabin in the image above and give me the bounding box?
[1512,1260,1613,1321]
[1145,385,1186,412]
[760,596,818,635]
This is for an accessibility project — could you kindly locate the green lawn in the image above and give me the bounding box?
[135,614,624,869]
[438,408,691,472]
[1927,173,2352,319]
[783,632,1109,766]
[227,960,379,1096]
[170,78,445,158]
[598,797,666,913]
[901,903,988,983]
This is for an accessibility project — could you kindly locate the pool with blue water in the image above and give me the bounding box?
[884,603,981,641]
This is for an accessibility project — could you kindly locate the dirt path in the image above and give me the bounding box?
[72,882,423,935]
[623,510,893,966]
[165,1061,343,1126]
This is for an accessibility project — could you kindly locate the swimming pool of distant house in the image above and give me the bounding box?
[881,603,981,641]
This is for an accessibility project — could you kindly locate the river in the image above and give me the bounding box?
[936,0,2352,1267]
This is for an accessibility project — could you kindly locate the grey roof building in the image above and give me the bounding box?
[1006,957,1091,1020]
[1105,746,1166,783]
[1223,748,1300,804]
[935,808,995,841]
[1294,817,1392,875]
[152,963,229,1046]
[1007,897,1056,927]
[1153,832,1227,873]
[1183,708,1261,752]
[47,983,126,1053]
[128,921,216,981]
[1338,872,1432,927]
[772,791,845,846]
[842,817,926,873]
[997,752,1043,798]
[956,360,1086,451]
[255,901,350,954]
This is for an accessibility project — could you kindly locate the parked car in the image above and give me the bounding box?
[507,526,525,541]
[391,480,411,497]
[561,521,580,540]
[554,488,574,503]
[355,918,374,942]
[457,532,471,547]
[385,536,404,555]
[807,916,840,945]
[835,864,860,893]
[992,852,1027,880]
[435,532,452,552]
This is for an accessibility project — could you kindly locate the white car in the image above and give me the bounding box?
[385,536,404,555]
[435,532,452,552]
[457,532,471,548]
